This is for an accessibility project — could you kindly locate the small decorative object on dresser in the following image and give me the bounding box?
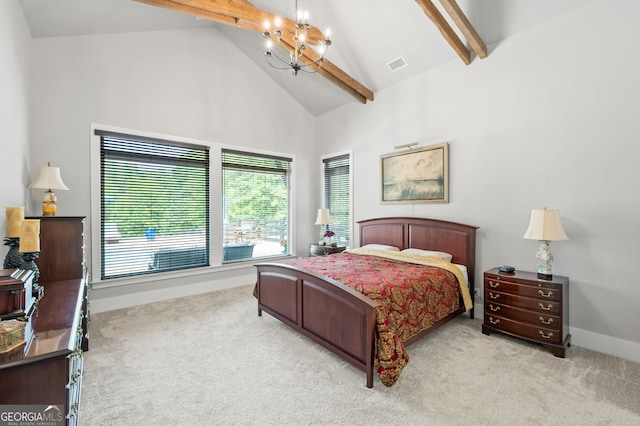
[482,267,570,357]
[0,269,35,319]
[323,229,335,246]
[309,244,346,257]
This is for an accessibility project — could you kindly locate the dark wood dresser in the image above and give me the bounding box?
[27,216,88,351]
[27,216,86,284]
[0,216,90,424]
[481,268,570,357]
[0,278,85,425]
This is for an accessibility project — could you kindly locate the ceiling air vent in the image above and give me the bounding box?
[387,56,408,72]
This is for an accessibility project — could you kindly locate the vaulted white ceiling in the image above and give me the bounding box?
[18,0,595,116]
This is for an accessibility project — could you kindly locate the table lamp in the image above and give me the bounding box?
[523,208,569,279]
[314,208,331,244]
[28,162,69,216]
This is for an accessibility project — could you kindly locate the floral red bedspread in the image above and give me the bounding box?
[282,251,461,386]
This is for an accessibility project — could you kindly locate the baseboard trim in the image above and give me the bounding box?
[89,272,255,313]
[569,326,640,363]
[474,301,640,364]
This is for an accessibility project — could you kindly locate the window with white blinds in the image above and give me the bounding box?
[222,149,291,262]
[322,153,352,248]
[97,130,210,279]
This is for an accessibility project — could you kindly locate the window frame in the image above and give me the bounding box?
[221,148,293,263]
[90,124,296,288]
[320,150,353,249]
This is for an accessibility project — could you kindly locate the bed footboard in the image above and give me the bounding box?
[256,263,380,388]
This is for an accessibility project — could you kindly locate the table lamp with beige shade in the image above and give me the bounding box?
[28,162,69,216]
[523,208,569,279]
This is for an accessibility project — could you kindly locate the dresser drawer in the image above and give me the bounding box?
[484,313,562,345]
[485,276,560,301]
[485,301,560,330]
[485,290,560,314]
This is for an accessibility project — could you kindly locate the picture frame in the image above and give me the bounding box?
[380,142,449,204]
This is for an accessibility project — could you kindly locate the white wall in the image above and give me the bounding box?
[317,0,640,362]
[28,26,317,310]
[0,0,32,244]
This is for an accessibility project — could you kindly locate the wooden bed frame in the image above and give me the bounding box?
[255,217,478,387]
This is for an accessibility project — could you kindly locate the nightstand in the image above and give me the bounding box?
[481,268,570,357]
[309,244,346,257]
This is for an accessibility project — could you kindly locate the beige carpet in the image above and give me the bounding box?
[79,285,640,425]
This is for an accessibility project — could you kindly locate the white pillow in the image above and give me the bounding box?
[453,264,469,286]
[401,248,453,262]
[360,244,400,251]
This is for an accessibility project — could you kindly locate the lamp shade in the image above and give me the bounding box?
[314,208,331,225]
[523,209,568,241]
[28,163,69,191]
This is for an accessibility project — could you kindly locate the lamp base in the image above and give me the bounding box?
[41,189,57,216]
[535,240,554,278]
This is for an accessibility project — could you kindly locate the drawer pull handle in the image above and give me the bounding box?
[489,317,500,325]
[489,305,500,312]
[539,303,552,311]
[539,317,553,325]
[489,281,499,288]
[489,292,500,300]
[539,330,554,339]
[538,290,552,298]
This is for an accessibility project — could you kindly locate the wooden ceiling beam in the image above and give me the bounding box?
[277,38,371,104]
[438,0,487,59]
[136,0,374,103]
[414,0,471,65]
[136,0,238,25]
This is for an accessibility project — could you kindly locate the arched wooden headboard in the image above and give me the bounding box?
[358,216,478,296]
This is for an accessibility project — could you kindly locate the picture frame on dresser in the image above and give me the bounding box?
[380,142,449,204]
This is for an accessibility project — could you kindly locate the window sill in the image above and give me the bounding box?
[90,255,291,290]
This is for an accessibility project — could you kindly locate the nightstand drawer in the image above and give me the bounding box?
[485,277,560,301]
[484,313,562,345]
[485,290,560,314]
[485,302,560,330]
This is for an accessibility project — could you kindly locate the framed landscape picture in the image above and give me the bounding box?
[380,142,449,204]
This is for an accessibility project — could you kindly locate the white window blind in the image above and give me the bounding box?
[322,153,351,248]
[97,130,210,279]
[222,149,291,261]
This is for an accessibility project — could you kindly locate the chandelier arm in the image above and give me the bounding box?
[266,47,294,67]
[297,61,324,73]
[266,56,295,71]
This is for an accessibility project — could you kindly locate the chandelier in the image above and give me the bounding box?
[262,0,332,75]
